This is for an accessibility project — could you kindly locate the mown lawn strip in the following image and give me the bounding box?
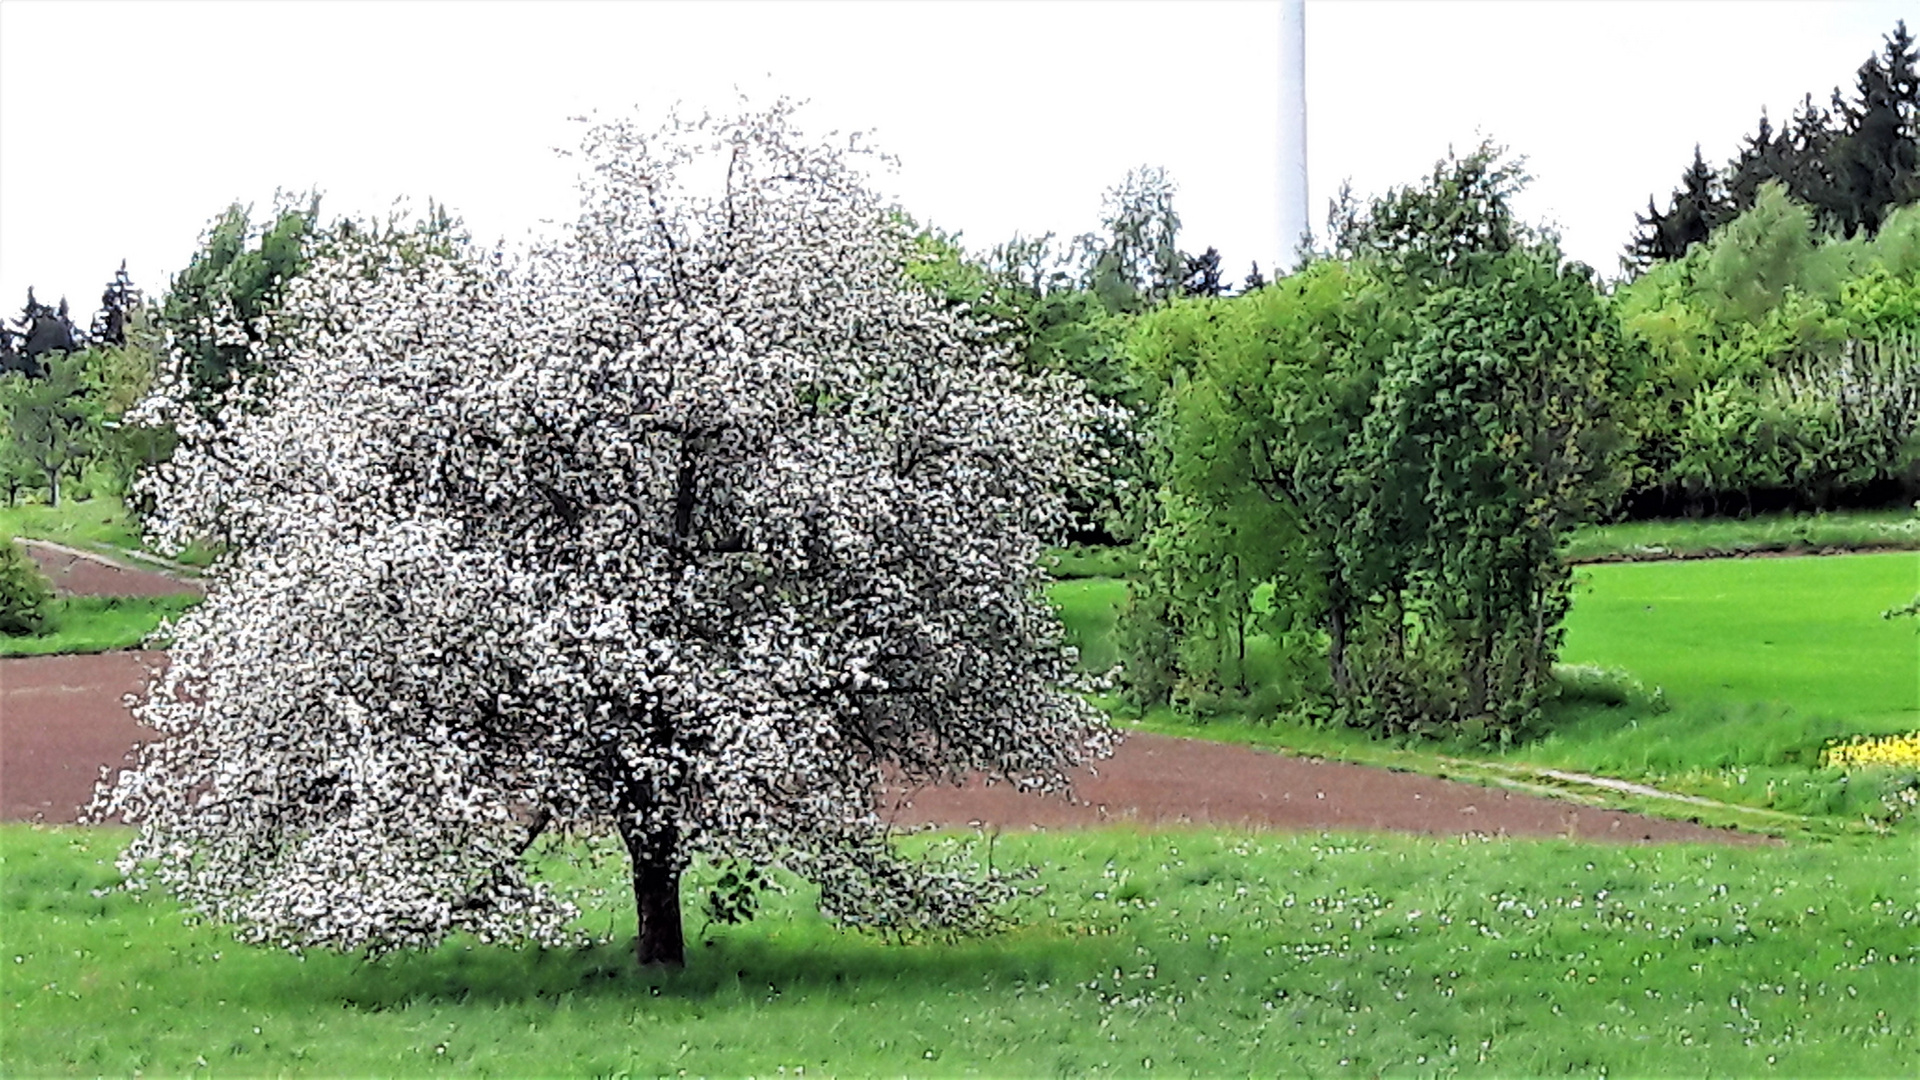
[4,825,1912,1077]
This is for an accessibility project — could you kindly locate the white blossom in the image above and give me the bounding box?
[94,101,1116,962]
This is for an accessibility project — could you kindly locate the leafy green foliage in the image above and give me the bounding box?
[906,226,1143,541]
[157,198,316,415]
[1061,547,1920,829]
[1343,246,1635,736]
[1122,260,1380,708]
[1081,165,1184,313]
[1615,189,1920,512]
[0,337,172,508]
[0,535,52,635]
[0,350,92,506]
[1126,144,1634,741]
[0,261,172,508]
[157,196,466,422]
[1325,144,1534,278]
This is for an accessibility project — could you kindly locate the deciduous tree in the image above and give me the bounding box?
[1127,144,1635,742]
[96,102,1114,970]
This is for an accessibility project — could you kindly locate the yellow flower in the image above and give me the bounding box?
[1822,731,1920,770]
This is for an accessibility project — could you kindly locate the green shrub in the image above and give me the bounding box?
[0,536,53,635]
[1124,145,1635,743]
[1550,663,1668,712]
[1616,189,1920,511]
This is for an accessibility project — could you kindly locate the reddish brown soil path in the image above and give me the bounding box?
[882,733,1770,843]
[2,651,165,822]
[18,540,202,598]
[3,651,1767,845]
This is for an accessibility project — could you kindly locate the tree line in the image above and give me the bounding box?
[1631,21,1918,267]
[0,196,466,509]
[0,265,166,506]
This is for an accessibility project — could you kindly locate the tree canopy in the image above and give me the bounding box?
[1631,20,1919,268]
[96,103,1114,970]
[1125,143,1635,742]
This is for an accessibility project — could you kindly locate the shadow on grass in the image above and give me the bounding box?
[5,826,1129,1016]
[316,921,1114,1011]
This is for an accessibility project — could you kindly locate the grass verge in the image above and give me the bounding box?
[0,595,200,657]
[3,825,1912,1077]
[1564,508,1919,563]
[0,496,216,570]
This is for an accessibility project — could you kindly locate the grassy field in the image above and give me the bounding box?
[0,496,216,569]
[1559,554,1918,728]
[0,498,147,553]
[0,596,198,657]
[3,513,1913,1074]
[1054,552,1920,833]
[3,826,1913,1077]
[1054,577,1129,673]
[1563,508,1920,563]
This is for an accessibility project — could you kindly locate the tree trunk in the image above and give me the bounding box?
[1326,574,1351,696]
[1233,606,1247,694]
[619,819,686,970]
[1468,612,1496,719]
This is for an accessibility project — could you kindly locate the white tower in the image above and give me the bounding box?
[1278,0,1309,271]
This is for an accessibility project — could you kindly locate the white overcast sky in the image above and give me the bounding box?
[1,0,1911,314]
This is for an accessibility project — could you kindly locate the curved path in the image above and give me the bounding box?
[0,544,1768,844]
[17,539,203,598]
[3,650,1767,844]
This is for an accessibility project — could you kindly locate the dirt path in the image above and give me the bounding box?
[2,651,166,822]
[2,652,1768,844]
[880,733,1771,843]
[18,540,202,598]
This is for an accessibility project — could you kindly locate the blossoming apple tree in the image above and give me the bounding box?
[94,102,1115,969]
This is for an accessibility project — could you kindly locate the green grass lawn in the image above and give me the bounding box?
[4,825,1912,1077]
[0,595,200,657]
[1559,553,1918,728]
[0,496,216,569]
[1512,553,1918,824]
[1563,508,1920,563]
[1053,577,1129,673]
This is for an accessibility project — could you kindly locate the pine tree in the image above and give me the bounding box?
[1727,112,1780,210]
[1829,20,1920,236]
[10,289,79,374]
[91,262,142,347]
[1627,21,1920,270]
[1181,247,1226,297]
[1630,146,1735,269]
